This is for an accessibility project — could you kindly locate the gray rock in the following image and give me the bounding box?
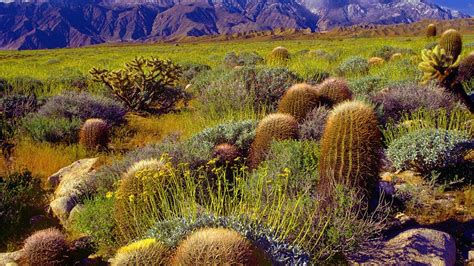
[0,250,24,266]
[350,228,456,266]
[48,158,98,227]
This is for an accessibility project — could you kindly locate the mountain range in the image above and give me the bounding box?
[0,0,470,50]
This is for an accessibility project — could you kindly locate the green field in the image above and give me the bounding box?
[1,34,473,264]
[1,35,472,88]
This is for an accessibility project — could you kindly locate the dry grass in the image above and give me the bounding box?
[0,139,89,182]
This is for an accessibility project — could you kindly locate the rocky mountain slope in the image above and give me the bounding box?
[0,0,469,50]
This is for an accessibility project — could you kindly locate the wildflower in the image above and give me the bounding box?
[106,191,114,199]
[129,194,135,203]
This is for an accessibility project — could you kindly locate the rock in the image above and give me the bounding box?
[48,158,98,227]
[68,204,85,225]
[0,250,24,265]
[350,228,456,265]
[469,250,474,261]
[49,196,78,225]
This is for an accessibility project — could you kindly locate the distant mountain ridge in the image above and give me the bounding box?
[0,0,470,50]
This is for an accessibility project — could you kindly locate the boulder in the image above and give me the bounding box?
[0,250,24,265]
[350,228,456,265]
[48,158,98,227]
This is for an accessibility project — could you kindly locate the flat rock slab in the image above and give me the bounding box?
[0,250,24,265]
[350,228,456,266]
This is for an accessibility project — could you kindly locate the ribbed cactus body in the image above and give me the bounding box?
[172,228,269,265]
[278,83,321,122]
[213,143,241,165]
[317,78,353,107]
[267,46,290,65]
[426,24,437,38]
[318,101,382,199]
[79,118,109,150]
[23,228,70,266]
[114,159,166,243]
[439,29,463,61]
[112,239,171,266]
[456,52,474,84]
[248,113,299,168]
[368,57,384,66]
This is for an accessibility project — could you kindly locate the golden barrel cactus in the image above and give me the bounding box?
[318,101,382,199]
[172,228,269,265]
[277,83,321,122]
[248,113,299,168]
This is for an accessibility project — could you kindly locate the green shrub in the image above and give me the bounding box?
[349,75,388,96]
[371,46,415,61]
[337,56,369,76]
[387,128,470,175]
[180,62,211,84]
[256,140,319,196]
[299,106,330,141]
[224,51,263,67]
[69,194,117,253]
[185,120,257,167]
[198,66,301,113]
[0,171,46,247]
[22,115,81,144]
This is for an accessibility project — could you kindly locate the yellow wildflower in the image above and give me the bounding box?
[129,194,135,203]
[106,191,113,199]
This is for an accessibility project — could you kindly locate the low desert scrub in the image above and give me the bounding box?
[4,139,89,181]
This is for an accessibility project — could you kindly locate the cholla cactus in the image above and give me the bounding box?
[90,57,186,114]
[418,45,461,84]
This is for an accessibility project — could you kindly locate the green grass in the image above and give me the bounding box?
[1,36,473,91]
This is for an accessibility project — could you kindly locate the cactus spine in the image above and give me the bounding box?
[172,228,269,265]
[318,101,382,199]
[317,78,353,107]
[439,29,462,61]
[23,228,70,266]
[112,238,171,266]
[267,46,290,66]
[278,83,321,122]
[456,52,474,84]
[79,118,109,150]
[114,159,166,244]
[248,113,299,168]
[426,23,437,38]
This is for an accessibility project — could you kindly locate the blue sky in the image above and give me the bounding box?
[433,0,474,15]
